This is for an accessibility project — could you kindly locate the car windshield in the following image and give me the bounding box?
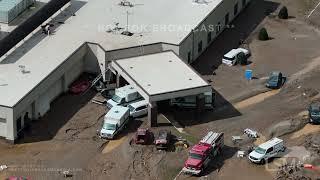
[111,95,123,103]
[311,111,320,116]
[128,105,135,112]
[255,147,266,154]
[189,153,203,160]
[223,56,235,60]
[103,123,116,130]
[268,75,278,82]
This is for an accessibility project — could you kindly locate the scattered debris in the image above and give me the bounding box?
[62,170,73,178]
[237,150,246,158]
[276,163,311,180]
[174,137,189,151]
[0,164,7,171]
[232,136,243,144]
[244,128,259,138]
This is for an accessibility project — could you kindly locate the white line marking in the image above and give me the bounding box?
[173,170,183,180]
[308,0,320,18]
[160,114,185,133]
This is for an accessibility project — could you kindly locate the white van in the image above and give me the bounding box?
[99,106,130,139]
[222,48,250,66]
[107,85,142,109]
[128,100,148,118]
[170,91,215,109]
[248,137,285,164]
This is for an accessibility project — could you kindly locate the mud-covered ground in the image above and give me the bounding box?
[1,0,320,180]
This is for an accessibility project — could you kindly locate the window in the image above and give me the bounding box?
[136,106,147,111]
[234,3,238,16]
[207,32,212,44]
[266,147,274,153]
[198,41,202,53]
[216,22,221,34]
[0,118,6,123]
[187,51,191,63]
[225,13,229,26]
[16,117,22,131]
[242,0,246,7]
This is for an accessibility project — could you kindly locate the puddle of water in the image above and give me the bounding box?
[235,90,280,110]
[102,136,127,154]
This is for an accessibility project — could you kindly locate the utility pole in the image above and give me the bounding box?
[126,10,129,31]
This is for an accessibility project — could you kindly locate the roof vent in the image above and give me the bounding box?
[129,86,134,89]
[114,110,119,113]
[19,65,30,74]
[193,0,210,5]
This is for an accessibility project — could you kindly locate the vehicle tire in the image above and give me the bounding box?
[260,159,266,164]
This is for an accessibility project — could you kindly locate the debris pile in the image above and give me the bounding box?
[305,134,320,154]
[276,163,311,180]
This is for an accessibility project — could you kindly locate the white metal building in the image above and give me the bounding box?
[0,0,250,142]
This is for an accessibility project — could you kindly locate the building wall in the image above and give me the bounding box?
[105,43,163,62]
[0,106,13,140]
[162,43,179,55]
[179,0,251,63]
[8,44,87,141]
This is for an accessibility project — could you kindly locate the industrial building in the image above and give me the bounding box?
[0,0,250,142]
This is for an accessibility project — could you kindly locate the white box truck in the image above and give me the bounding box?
[106,85,142,109]
[99,106,130,139]
[170,91,215,109]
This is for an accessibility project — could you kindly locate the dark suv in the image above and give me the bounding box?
[266,71,283,89]
[308,103,320,124]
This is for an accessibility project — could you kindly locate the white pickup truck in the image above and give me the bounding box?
[222,48,250,66]
[99,106,130,139]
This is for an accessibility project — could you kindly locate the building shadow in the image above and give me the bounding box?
[192,0,280,75]
[16,73,96,143]
[0,1,87,64]
[202,145,238,176]
[162,90,242,127]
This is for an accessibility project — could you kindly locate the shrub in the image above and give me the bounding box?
[278,6,288,19]
[258,28,269,41]
[237,52,247,65]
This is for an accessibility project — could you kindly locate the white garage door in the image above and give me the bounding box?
[0,118,6,137]
[37,78,63,116]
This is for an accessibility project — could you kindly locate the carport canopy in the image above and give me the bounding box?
[111,51,212,103]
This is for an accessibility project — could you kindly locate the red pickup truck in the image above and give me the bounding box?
[182,131,224,176]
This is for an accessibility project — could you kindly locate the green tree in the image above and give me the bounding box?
[278,6,288,19]
[258,28,269,41]
[237,52,247,65]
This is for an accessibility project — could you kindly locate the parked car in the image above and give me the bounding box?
[266,71,283,89]
[248,137,285,164]
[128,100,148,118]
[132,128,153,145]
[69,80,90,94]
[106,85,142,109]
[155,130,171,150]
[222,48,250,66]
[308,102,320,124]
